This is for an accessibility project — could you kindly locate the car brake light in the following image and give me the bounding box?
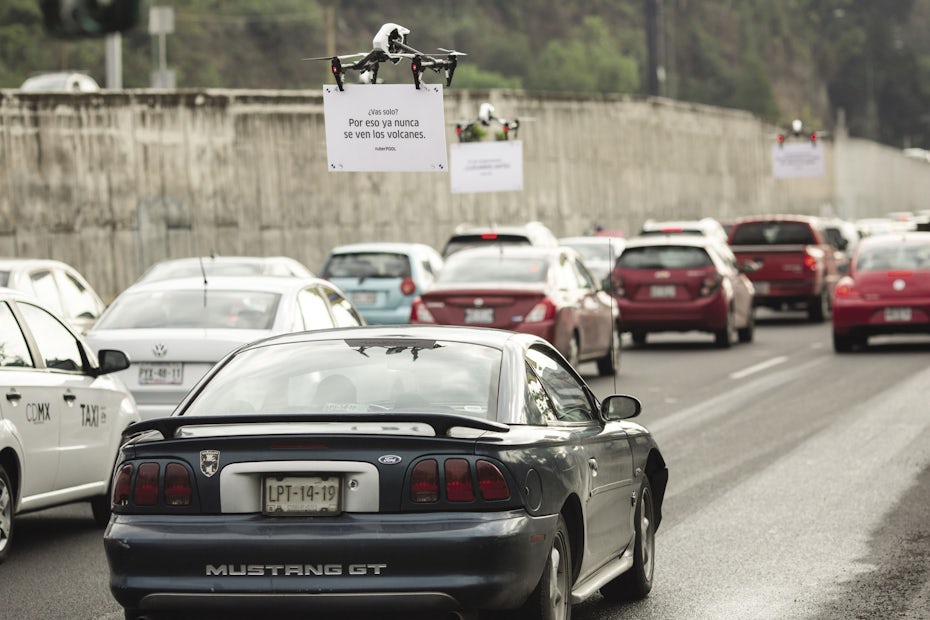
[803,249,820,271]
[834,278,859,299]
[400,277,416,296]
[480,233,498,240]
[164,463,193,506]
[410,459,439,503]
[525,298,556,322]
[133,463,160,506]
[700,274,722,297]
[476,460,510,501]
[444,459,475,502]
[886,270,913,278]
[410,297,436,323]
[112,464,133,506]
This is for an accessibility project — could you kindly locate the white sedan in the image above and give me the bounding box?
[0,287,138,563]
[84,276,365,421]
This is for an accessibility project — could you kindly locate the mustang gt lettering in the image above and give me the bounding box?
[206,564,387,577]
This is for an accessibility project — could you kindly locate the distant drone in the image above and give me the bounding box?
[306,23,466,91]
[776,118,826,146]
[454,103,525,142]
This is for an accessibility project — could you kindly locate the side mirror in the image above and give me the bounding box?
[739,261,761,274]
[601,394,642,420]
[600,276,615,293]
[97,349,131,375]
[40,0,141,39]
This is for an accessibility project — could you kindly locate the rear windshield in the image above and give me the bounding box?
[559,241,619,262]
[95,290,281,330]
[439,254,548,283]
[730,222,816,245]
[183,338,502,422]
[443,234,532,257]
[323,253,411,279]
[855,242,930,271]
[617,246,713,270]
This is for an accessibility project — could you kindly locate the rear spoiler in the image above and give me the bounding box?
[730,244,816,252]
[123,413,510,441]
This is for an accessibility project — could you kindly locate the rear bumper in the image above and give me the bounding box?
[832,300,930,336]
[749,278,821,306]
[105,510,557,615]
[617,293,727,332]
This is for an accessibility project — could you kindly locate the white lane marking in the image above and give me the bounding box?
[729,355,788,380]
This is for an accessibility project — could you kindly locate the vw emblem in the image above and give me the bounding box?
[473,298,484,307]
[893,279,906,291]
[152,343,168,358]
[654,271,671,279]
[378,455,403,465]
[200,450,220,477]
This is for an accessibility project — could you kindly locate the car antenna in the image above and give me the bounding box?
[607,238,620,394]
[199,254,210,307]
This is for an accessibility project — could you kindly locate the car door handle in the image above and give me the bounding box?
[588,458,598,476]
[62,392,77,403]
[6,390,21,402]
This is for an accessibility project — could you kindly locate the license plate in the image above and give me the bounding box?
[465,307,494,323]
[350,291,377,306]
[884,307,912,322]
[138,362,183,385]
[650,285,676,298]
[263,475,341,515]
[754,281,771,295]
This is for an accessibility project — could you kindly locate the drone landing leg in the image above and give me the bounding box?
[331,57,345,91]
[411,55,422,89]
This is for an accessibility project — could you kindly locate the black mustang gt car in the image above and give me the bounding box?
[105,325,667,620]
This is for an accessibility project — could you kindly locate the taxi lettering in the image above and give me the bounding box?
[81,403,105,427]
[26,402,51,424]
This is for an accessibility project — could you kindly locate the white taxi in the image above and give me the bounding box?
[0,288,139,563]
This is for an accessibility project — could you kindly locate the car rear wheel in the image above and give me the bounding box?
[737,308,755,343]
[714,311,734,348]
[807,289,829,322]
[599,476,655,602]
[596,322,622,376]
[518,514,572,620]
[631,330,647,347]
[0,465,13,564]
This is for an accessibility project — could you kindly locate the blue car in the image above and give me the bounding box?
[321,242,444,324]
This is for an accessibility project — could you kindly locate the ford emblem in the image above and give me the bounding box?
[378,455,403,465]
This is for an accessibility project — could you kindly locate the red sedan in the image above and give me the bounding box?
[410,245,622,375]
[610,236,755,348]
[832,231,930,352]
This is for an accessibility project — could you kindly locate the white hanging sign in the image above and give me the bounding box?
[450,140,524,193]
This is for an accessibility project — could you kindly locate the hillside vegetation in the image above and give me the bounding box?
[2,0,929,148]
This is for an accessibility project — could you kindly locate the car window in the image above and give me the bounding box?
[524,363,557,425]
[526,347,594,424]
[95,290,280,330]
[28,270,65,315]
[324,286,365,327]
[297,288,336,330]
[182,338,502,422]
[730,222,816,245]
[443,234,532,257]
[57,271,101,318]
[572,258,597,289]
[0,302,34,368]
[855,242,930,271]
[617,246,713,270]
[323,253,411,279]
[439,254,548,284]
[18,302,83,372]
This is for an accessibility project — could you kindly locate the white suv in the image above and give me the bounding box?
[0,288,138,563]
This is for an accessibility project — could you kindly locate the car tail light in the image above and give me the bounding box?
[700,274,722,297]
[525,298,556,322]
[400,277,416,296]
[410,459,439,503]
[112,464,133,506]
[164,463,193,506]
[834,277,859,299]
[804,248,821,271]
[444,459,475,502]
[410,297,436,323]
[480,233,498,240]
[476,460,510,500]
[133,463,160,506]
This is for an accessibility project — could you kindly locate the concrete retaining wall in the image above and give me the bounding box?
[1,88,927,301]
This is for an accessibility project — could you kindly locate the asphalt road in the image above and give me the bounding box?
[2,310,929,620]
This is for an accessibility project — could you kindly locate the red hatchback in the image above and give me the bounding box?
[832,231,930,352]
[610,236,755,348]
[410,246,622,375]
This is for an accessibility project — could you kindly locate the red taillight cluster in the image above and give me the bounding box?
[400,277,417,296]
[525,298,556,323]
[410,297,436,323]
[833,278,859,300]
[112,462,193,508]
[409,458,511,504]
[803,248,821,272]
[700,274,722,297]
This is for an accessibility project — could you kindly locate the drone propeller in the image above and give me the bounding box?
[437,48,467,57]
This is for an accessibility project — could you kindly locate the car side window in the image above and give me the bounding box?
[29,270,65,315]
[0,302,35,368]
[572,258,597,290]
[17,302,83,372]
[524,363,558,425]
[324,286,364,327]
[57,271,102,319]
[526,347,595,424]
[297,288,336,330]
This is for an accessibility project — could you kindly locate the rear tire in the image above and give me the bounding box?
[631,330,647,347]
[833,331,853,353]
[596,322,622,376]
[0,465,13,564]
[599,476,655,602]
[90,494,111,527]
[808,289,829,322]
[518,514,572,620]
[737,308,755,343]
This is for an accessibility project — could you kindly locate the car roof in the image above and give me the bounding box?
[857,230,930,247]
[0,257,78,271]
[238,323,545,352]
[0,286,41,303]
[559,236,624,246]
[623,234,717,249]
[444,244,568,260]
[116,275,333,296]
[327,242,439,256]
[729,214,821,225]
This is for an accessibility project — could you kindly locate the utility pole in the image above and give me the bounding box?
[105,33,122,89]
[645,0,662,97]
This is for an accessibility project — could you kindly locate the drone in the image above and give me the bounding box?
[454,103,525,142]
[305,23,465,91]
[775,118,827,146]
